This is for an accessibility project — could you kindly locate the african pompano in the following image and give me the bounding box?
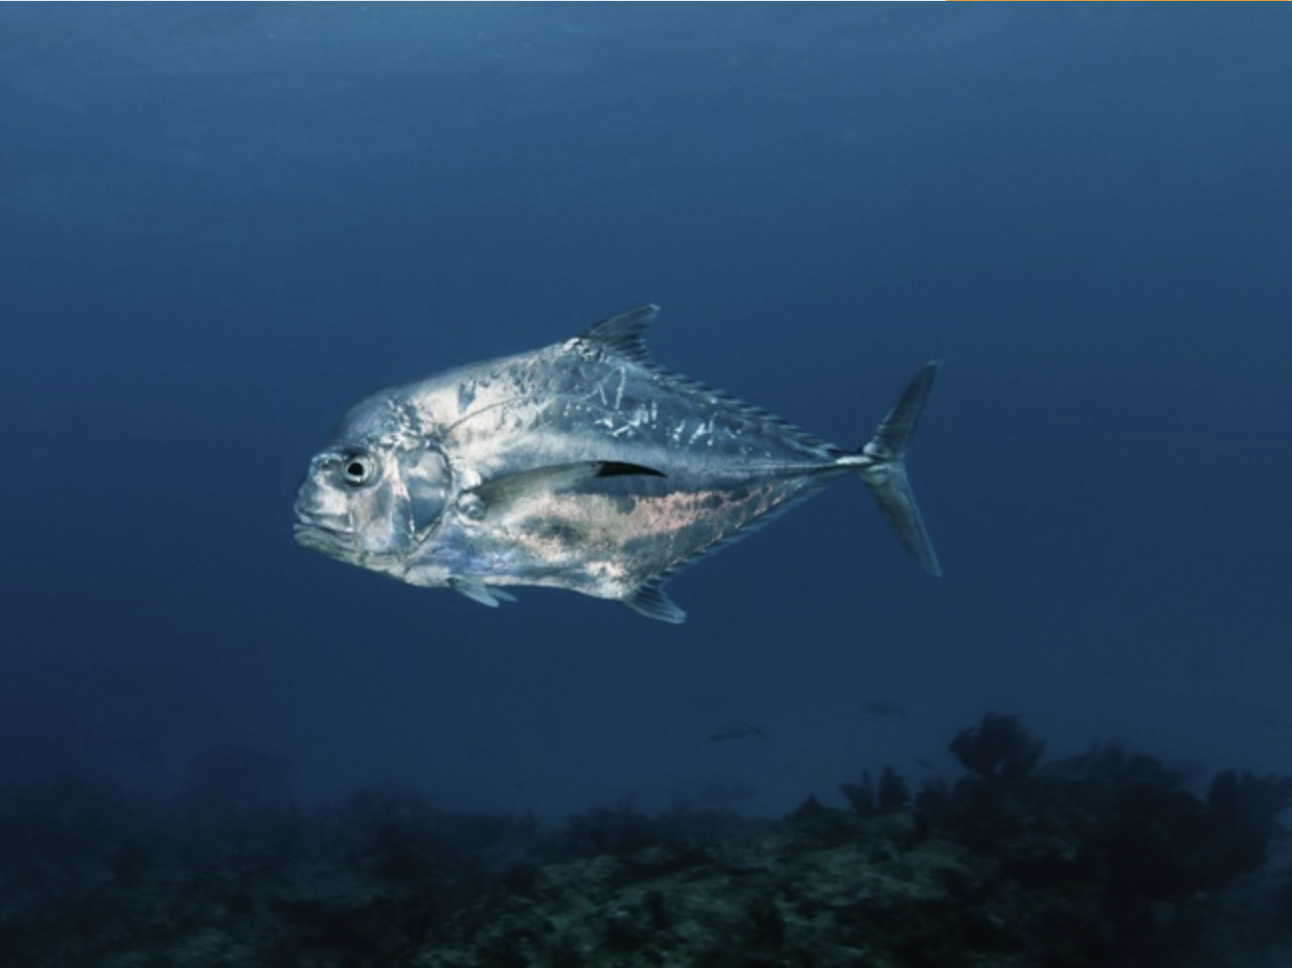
[293,305,940,622]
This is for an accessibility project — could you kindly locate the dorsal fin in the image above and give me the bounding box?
[574,304,837,455]
[576,304,659,364]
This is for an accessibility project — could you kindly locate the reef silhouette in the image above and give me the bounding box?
[0,717,1289,966]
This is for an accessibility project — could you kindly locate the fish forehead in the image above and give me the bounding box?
[396,338,837,478]
[334,392,401,443]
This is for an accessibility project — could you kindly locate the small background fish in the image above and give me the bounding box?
[708,724,768,743]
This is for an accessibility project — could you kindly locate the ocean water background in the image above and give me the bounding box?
[2,3,1289,823]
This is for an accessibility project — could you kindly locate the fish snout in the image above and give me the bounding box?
[292,477,356,551]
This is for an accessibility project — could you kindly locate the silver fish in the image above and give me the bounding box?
[293,305,940,622]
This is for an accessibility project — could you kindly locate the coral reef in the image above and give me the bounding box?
[0,720,1289,967]
[840,764,910,816]
[949,712,1045,783]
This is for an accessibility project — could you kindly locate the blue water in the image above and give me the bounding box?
[3,3,1290,822]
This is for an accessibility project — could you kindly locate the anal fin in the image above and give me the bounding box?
[622,578,686,624]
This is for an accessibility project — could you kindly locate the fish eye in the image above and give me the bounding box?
[339,452,376,487]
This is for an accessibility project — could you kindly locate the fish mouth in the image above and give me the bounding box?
[293,514,357,558]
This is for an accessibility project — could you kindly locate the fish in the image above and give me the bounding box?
[708,723,767,743]
[293,304,941,623]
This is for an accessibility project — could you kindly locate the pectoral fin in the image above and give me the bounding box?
[471,461,665,515]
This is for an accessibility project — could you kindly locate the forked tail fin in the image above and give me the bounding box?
[853,361,942,576]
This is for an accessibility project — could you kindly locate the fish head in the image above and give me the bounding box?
[293,394,451,576]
